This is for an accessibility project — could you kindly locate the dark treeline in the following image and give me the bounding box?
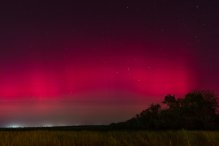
[111,90,219,130]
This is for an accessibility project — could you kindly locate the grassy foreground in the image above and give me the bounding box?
[0,130,219,146]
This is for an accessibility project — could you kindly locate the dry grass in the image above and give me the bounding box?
[0,130,218,146]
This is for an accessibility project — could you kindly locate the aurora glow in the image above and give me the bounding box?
[0,0,218,126]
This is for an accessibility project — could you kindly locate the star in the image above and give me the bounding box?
[147,66,151,70]
[202,23,207,27]
[194,35,199,39]
[195,5,200,9]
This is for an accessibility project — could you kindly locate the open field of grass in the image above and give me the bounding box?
[0,130,219,146]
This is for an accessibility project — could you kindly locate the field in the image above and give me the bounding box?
[0,130,219,146]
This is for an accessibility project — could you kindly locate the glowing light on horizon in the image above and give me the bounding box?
[6,124,23,128]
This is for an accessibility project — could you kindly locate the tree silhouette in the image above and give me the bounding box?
[181,90,218,129]
[112,90,219,130]
[163,94,177,109]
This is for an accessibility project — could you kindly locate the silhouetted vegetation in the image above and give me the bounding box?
[111,90,219,130]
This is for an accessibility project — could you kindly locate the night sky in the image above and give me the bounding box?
[0,0,219,127]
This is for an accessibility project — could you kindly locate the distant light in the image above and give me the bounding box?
[43,123,54,127]
[42,123,68,127]
[7,124,23,128]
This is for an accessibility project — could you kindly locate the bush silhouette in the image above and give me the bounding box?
[112,90,219,130]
